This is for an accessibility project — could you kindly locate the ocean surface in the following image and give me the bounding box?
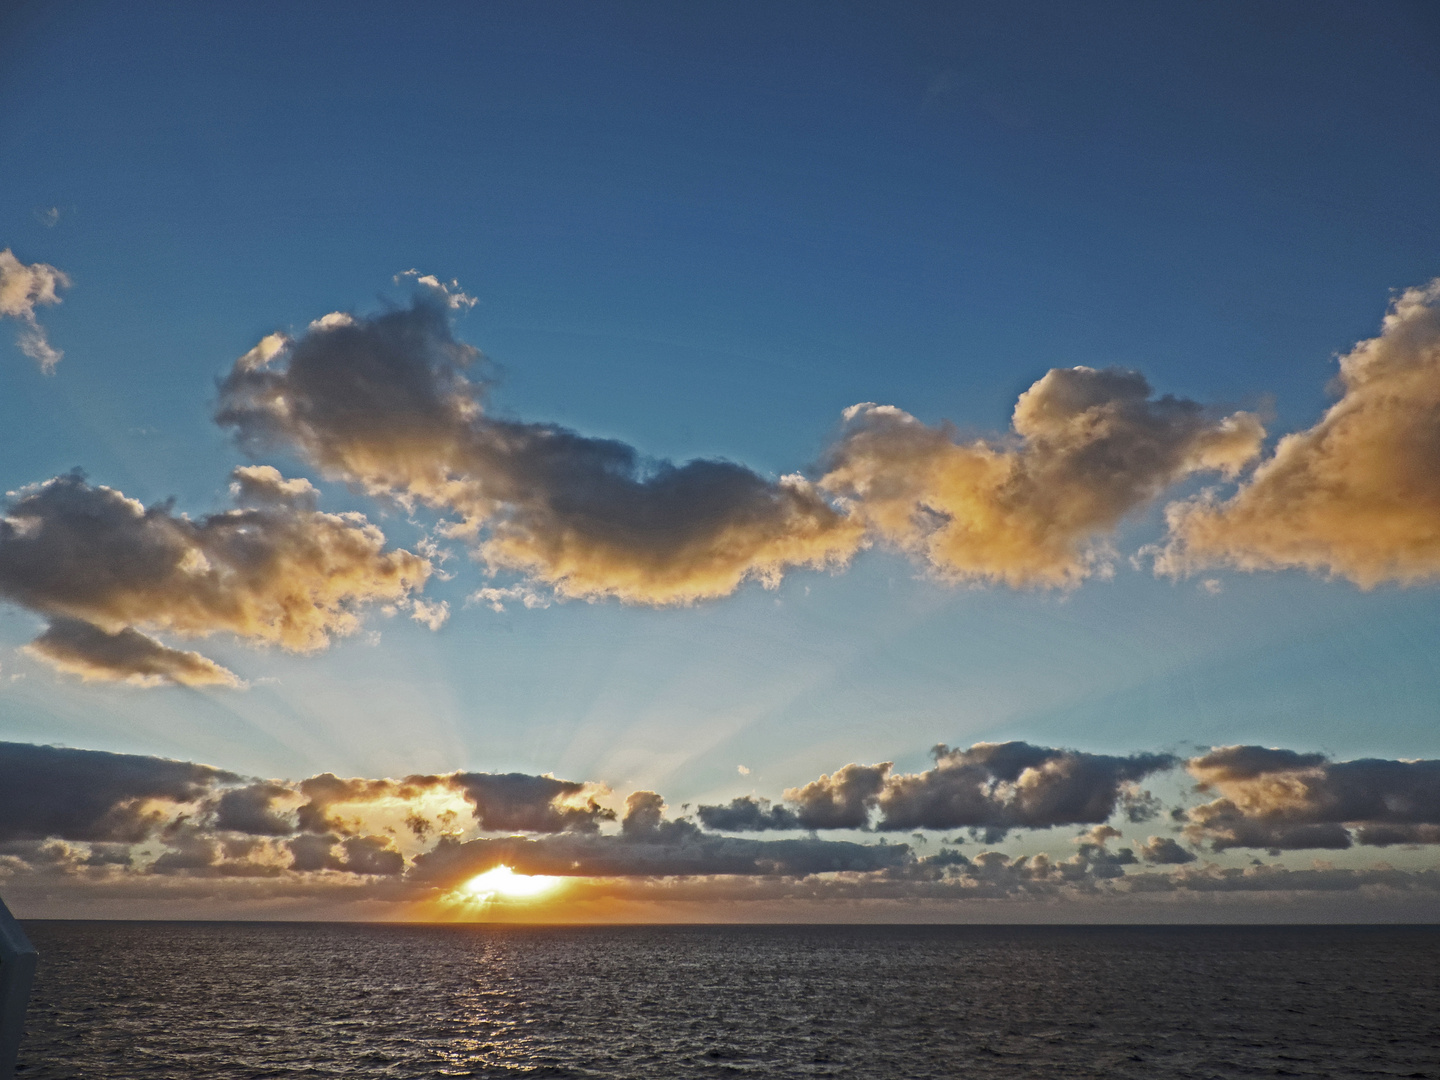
[16,922,1440,1078]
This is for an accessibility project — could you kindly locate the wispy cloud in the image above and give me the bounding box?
[0,248,70,372]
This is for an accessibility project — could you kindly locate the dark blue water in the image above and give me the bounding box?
[17,922,1440,1078]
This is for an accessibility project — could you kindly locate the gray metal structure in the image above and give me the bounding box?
[0,895,35,1079]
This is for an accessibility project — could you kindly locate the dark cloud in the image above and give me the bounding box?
[787,763,892,829]
[410,830,911,883]
[822,367,1263,587]
[698,743,1175,837]
[450,772,614,834]
[26,617,241,687]
[284,833,403,876]
[695,796,802,832]
[0,469,431,685]
[214,783,296,836]
[1138,836,1197,865]
[1184,746,1440,852]
[216,295,861,605]
[0,741,233,844]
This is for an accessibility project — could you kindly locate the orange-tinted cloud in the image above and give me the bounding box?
[1158,281,1440,586]
[0,248,69,371]
[0,468,431,685]
[821,367,1263,587]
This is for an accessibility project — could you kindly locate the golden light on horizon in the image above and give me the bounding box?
[460,864,563,901]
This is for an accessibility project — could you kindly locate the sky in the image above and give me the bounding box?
[2,0,1440,922]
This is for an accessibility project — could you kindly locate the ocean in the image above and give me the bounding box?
[16,922,1440,1078]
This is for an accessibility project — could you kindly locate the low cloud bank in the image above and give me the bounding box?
[699,742,1175,840]
[4,740,1440,916]
[0,467,431,685]
[1183,745,1440,853]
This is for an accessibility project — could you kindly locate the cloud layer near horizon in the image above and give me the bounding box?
[5,738,1440,918]
[0,467,431,685]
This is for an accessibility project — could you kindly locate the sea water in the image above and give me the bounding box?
[17,922,1440,1078]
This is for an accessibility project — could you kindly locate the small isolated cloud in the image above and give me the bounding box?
[216,297,862,605]
[1157,280,1440,586]
[0,468,431,686]
[395,269,477,310]
[821,367,1263,587]
[469,584,550,613]
[0,248,70,371]
[33,207,60,228]
[1183,745,1440,852]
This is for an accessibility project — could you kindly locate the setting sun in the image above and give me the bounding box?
[460,865,562,900]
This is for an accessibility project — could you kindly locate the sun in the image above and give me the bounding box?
[460,864,562,900]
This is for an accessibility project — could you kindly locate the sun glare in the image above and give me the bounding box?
[461,864,561,900]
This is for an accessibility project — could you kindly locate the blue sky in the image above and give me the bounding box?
[2,2,1440,919]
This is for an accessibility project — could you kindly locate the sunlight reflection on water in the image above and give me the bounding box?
[18,922,1440,1078]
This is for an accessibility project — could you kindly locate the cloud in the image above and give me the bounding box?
[24,617,243,687]
[1157,281,1440,586]
[0,248,70,371]
[284,834,404,876]
[410,827,912,882]
[0,468,431,685]
[214,783,297,836]
[877,743,1176,836]
[702,742,1175,839]
[695,796,802,832]
[820,367,1263,587]
[3,739,1440,918]
[215,294,864,605]
[1183,745,1440,852]
[449,772,615,833]
[787,763,892,829]
[1138,836,1197,864]
[0,742,233,844]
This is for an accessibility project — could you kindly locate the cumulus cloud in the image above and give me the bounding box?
[0,468,431,685]
[449,772,614,833]
[215,293,863,605]
[820,367,1263,587]
[1138,836,1197,864]
[0,248,69,371]
[0,742,233,844]
[4,739,1440,918]
[1158,281,1440,586]
[1183,745,1440,852]
[701,742,1175,839]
